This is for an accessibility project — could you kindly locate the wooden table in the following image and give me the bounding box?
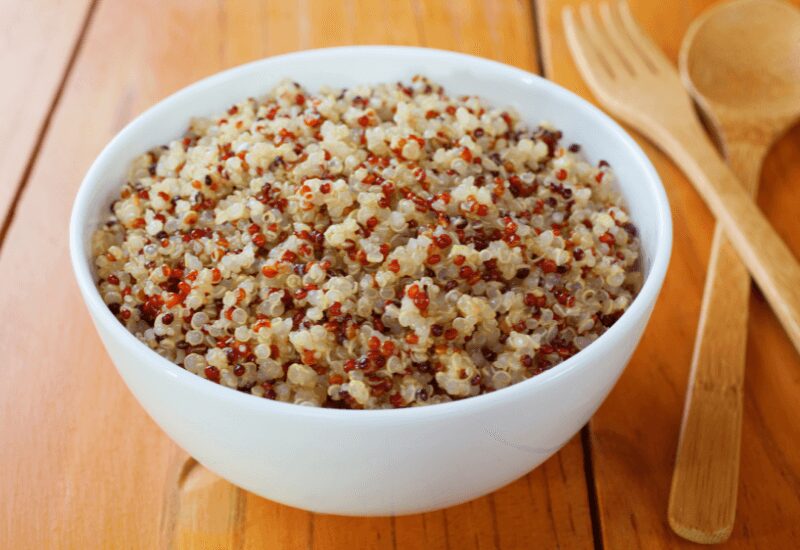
[2,1,798,547]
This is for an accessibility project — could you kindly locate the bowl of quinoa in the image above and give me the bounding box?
[71,47,671,515]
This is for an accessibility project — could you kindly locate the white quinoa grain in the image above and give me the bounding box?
[93,76,641,409]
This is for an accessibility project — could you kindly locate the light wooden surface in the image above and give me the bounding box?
[0,0,94,235]
[669,1,800,542]
[2,0,799,548]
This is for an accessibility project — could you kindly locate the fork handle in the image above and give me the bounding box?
[660,124,800,355]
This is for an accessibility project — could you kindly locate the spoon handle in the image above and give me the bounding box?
[668,139,765,544]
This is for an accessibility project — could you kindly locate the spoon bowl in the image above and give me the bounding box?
[681,0,800,136]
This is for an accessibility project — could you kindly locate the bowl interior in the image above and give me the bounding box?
[71,46,671,410]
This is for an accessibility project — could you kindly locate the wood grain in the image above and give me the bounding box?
[0,1,594,548]
[539,0,800,547]
[0,0,94,236]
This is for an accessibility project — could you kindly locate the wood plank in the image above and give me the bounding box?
[537,0,800,547]
[0,1,592,548]
[0,0,94,238]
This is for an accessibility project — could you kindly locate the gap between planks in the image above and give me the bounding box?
[0,0,101,254]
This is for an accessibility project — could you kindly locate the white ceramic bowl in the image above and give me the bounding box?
[70,46,671,516]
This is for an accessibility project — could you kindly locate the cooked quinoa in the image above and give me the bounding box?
[92,76,642,409]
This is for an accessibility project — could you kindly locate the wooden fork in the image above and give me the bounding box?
[562,2,800,357]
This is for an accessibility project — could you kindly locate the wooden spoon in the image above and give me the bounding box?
[670,0,800,543]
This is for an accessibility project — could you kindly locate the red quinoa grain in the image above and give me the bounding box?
[93,77,641,408]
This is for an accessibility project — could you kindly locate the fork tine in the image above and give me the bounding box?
[577,3,633,78]
[563,5,615,83]
[598,2,650,74]
[616,0,675,73]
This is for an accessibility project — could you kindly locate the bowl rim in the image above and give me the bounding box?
[69,45,672,420]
